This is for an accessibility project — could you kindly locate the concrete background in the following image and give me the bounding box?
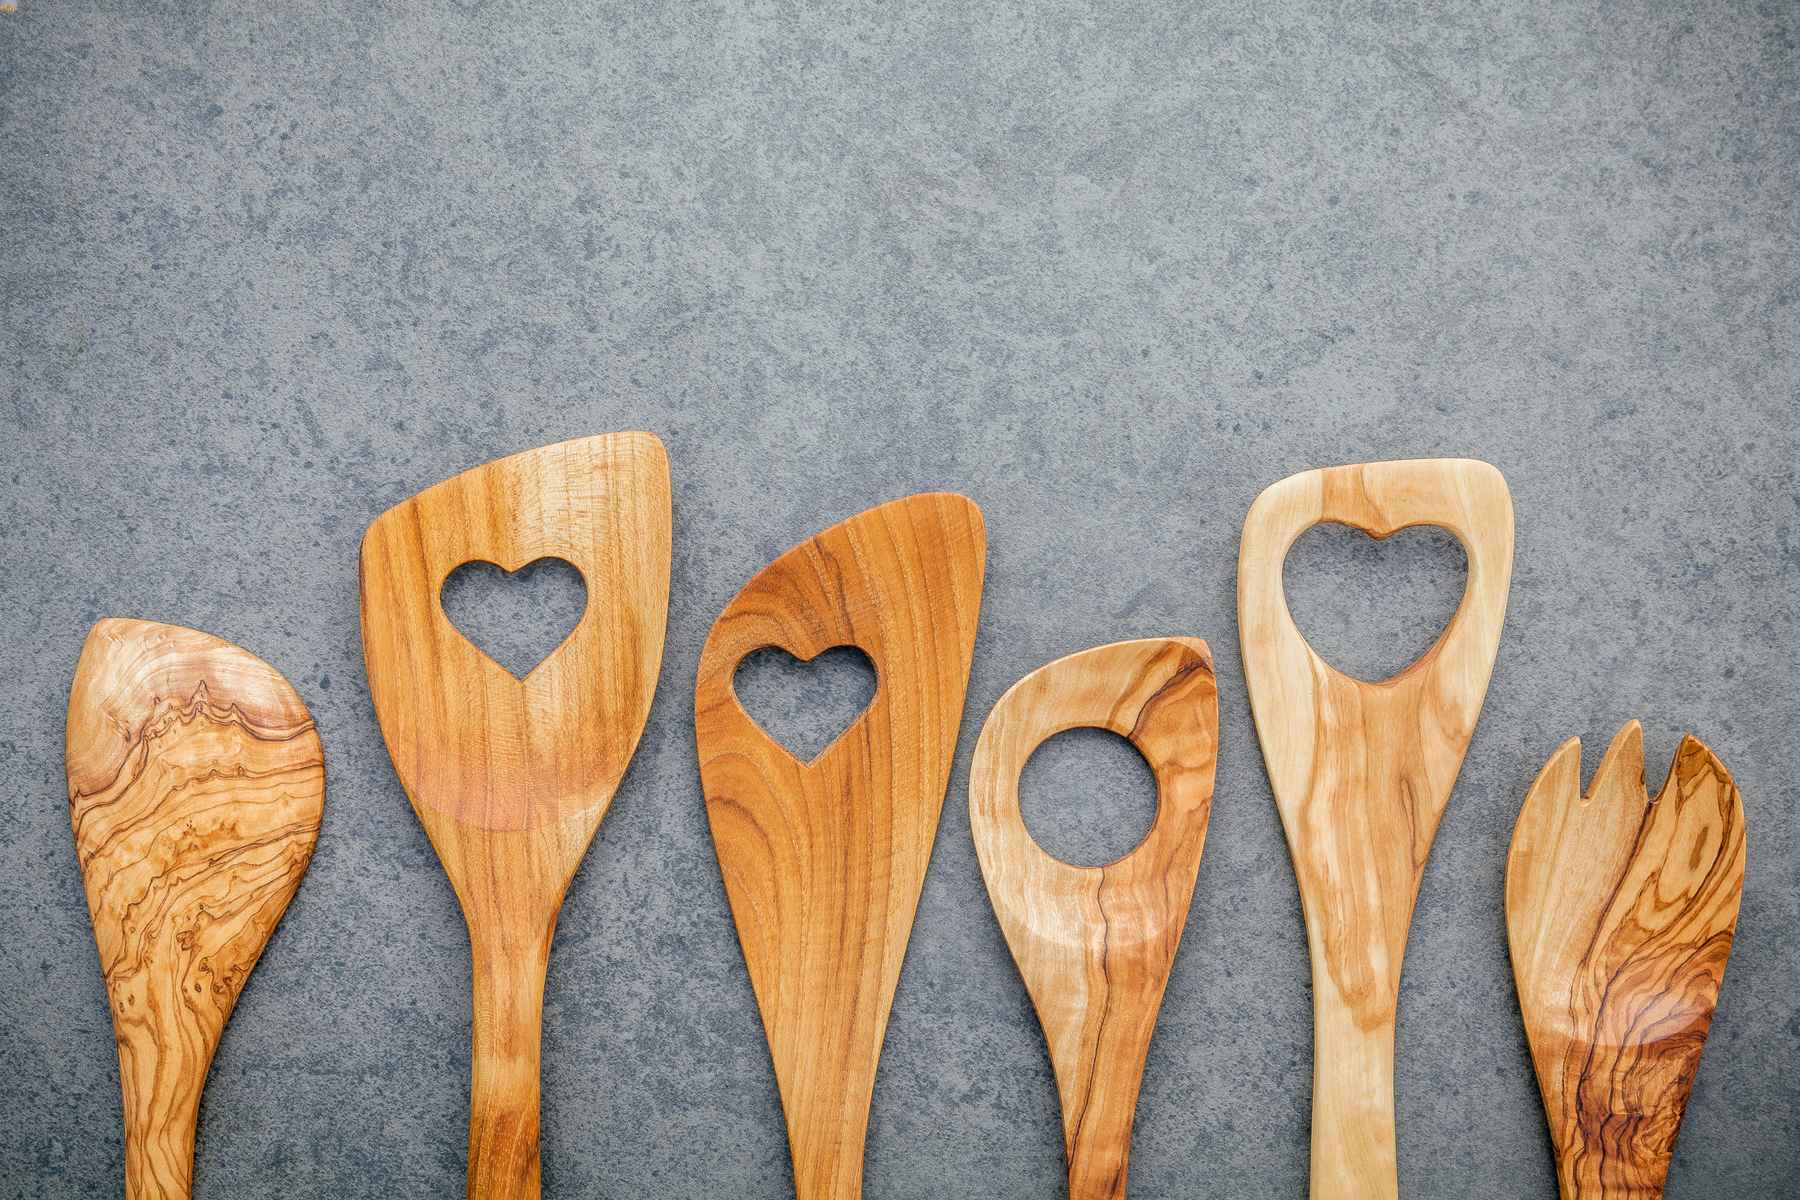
[3,1,1796,1196]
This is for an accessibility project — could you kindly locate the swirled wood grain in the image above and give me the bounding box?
[1238,459,1514,1200]
[696,493,986,1200]
[66,618,324,1200]
[1506,723,1745,1200]
[361,432,671,1200]
[970,638,1217,1200]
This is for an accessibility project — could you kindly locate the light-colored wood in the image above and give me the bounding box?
[66,618,324,1200]
[696,493,986,1200]
[1237,458,1514,1200]
[969,638,1217,1200]
[360,432,671,1200]
[1506,723,1745,1200]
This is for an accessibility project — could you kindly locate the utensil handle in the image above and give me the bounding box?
[1310,991,1399,1200]
[468,924,552,1200]
[120,1069,200,1200]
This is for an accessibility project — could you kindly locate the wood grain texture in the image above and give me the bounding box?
[969,638,1217,1200]
[696,493,986,1200]
[1237,458,1514,1200]
[1506,723,1745,1200]
[360,432,671,1200]
[66,618,324,1200]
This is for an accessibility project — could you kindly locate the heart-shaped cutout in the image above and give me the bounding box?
[733,644,878,764]
[440,557,588,680]
[1283,522,1468,683]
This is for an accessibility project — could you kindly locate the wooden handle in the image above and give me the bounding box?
[1238,459,1513,1200]
[1507,725,1745,1200]
[970,639,1217,1200]
[697,493,986,1200]
[66,619,325,1200]
[467,917,554,1200]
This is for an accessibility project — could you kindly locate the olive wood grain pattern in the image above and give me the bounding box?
[1237,458,1514,1200]
[66,618,324,1200]
[360,432,671,1200]
[970,638,1218,1200]
[696,493,986,1200]
[1506,723,1745,1200]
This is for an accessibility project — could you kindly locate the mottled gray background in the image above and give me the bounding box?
[2,1,1796,1196]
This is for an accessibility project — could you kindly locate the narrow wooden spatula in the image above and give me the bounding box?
[361,432,671,1199]
[67,618,325,1200]
[1507,722,1746,1200]
[970,638,1218,1200]
[1238,458,1514,1200]
[696,493,985,1200]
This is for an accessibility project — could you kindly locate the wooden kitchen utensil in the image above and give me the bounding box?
[1506,722,1745,1200]
[67,618,325,1200]
[360,432,671,1200]
[696,493,985,1200]
[1238,458,1514,1200]
[970,638,1218,1200]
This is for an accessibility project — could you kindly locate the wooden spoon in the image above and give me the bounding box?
[1506,722,1746,1200]
[969,638,1218,1200]
[696,493,986,1200]
[1237,458,1514,1200]
[66,618,325,1200]
[360,432,671,1200]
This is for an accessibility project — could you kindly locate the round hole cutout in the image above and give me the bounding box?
[1018,727,1158,867]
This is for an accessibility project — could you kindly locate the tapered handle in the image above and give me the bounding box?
[120,1076,201,1200]
[1309,991,1400,1199]
[467,921,553,1200]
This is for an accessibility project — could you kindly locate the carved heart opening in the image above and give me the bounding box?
[1019,727,1159,868]
[733,644,878,764]
[440,557,588,680]
[1283,522,1468,683]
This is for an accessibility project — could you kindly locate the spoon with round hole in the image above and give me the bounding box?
[361,433,671,1200]
[1238,458,1514,1200]
[970,638,1218,1200]
[67,618,325,1200]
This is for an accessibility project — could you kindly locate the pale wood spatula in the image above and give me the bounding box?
[67,618,325,1200]
[969,638,1217,1200]
[696,493,985,1200]
[1507,722,1746,1200]
[1238,458,1513,1200]
[360,432,671,1200]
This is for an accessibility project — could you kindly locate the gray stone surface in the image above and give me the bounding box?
[2,1,1796,1195]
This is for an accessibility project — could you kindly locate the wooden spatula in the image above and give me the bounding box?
[360,432,671,1200]
[1506,722,1746,1200]
[1237,458,1514,1200]
[66,618,325,1200]
[969,638,1217,1200]
[696,492,986,1200]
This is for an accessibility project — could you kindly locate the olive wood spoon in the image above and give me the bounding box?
[1507,722,1745,1200]
[969,638,1218,1200]
[1237,458,1514,1200]
[696,492,986,1200]
[66,618,325,1200]
[360,432,671,1200]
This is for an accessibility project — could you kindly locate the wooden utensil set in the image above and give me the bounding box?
[61,434,1746,1200]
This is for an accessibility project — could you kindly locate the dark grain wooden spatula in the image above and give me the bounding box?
[67,618,325,1200]
[1507,722,1746,1200]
